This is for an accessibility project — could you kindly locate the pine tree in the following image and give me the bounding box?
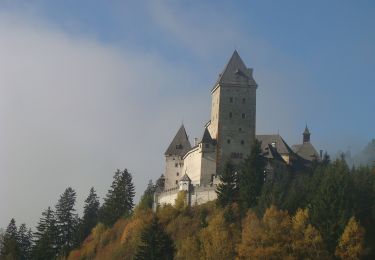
[238,140,266,211]
[55,187,78,256]
[79,187,100,242]
[335,217,365,260]
[17,223,32,260]
[32,207,59,259]
[309,158,352,252]
[138,180,155,210]
[100,169,135,226]
[1,218,20,259]
[135,216,175,260]
[216,161,238,208]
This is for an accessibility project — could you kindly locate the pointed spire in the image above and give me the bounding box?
[165,125,192,156]
[303,125,311,143]
[215,50,257,86]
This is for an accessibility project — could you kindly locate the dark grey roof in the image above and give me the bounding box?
[180,173,191,182]
[214,50,257,87]
[256,135,294,155]
[165,125,192,156]
[201,127,214,144]
[292,142,319,161]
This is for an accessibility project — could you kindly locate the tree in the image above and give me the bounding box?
[100,169,135,226]
[309,158,352,251]
[0,218,20,259]
[238,140,266,211]
[55,187,78,256]
[79,187,100,242]
[17,223,32,260]
[138,180,155,210]
[135,216,175,260]
[291,209,329,259]
[216,161,238,208]
[32,207,59,259]
[335,217,365,260]
[200,211,238,260]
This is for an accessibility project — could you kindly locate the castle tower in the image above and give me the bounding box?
[164,125,191,189]
[208,50,257,173]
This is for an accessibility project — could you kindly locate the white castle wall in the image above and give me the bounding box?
[154,184,219,209]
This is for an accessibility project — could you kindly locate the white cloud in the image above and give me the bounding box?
[0,12,209,228]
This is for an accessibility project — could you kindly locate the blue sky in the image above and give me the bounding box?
[1,1,374,228]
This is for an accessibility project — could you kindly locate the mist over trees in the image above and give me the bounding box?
[2,140,375,259]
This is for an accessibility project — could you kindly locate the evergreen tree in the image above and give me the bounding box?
[135,216,175,260]
[99,169,135,226]
[1,218,20,259]
[79,187,100,242]
[238,140,266,211]
[17,223,32,260]
[216,161,238,208]
[155,175,165,191]
[138,180,155,210]
[32,207,59,259]
[309,158,352,252]
[55,187,78,256]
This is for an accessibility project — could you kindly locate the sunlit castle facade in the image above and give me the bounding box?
[154,51,320,207]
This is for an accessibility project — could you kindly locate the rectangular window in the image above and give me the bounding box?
[177,172,179,176]
[242,98,246,104]
[242,113,246,119]
[241,140,245,145]
[175,163,178,167]
[229,97,233,103]
[229,112,232,119]
[227,139,231,144]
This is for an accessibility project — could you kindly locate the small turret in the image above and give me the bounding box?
[179,174,191,191]
[303,125,311,143]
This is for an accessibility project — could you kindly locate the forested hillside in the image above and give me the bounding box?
[1,141,375,259]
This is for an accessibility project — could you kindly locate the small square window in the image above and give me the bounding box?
[177,172,179,176]
[241,140,245,145]
[239,128,242,132]
[227,139,231,144]
[242,113,246,119]
[242,98,246,104]
[175,163,178,167]
[229,112,232,119]
[176,180,178,184]
[229,97,233,103]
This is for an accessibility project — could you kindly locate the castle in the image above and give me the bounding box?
[154,51,320,207]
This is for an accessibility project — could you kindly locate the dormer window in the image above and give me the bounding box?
[176,144,182,149]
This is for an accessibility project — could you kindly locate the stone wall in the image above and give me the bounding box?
[164,155,184,189]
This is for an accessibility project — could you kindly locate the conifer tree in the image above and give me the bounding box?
[216,161,238,208]
[335,217,365,260]
[80,187,100,241]
[33,207,59,259]
[0,218,20,259]
[100,169,135,226]
[309,158,352,251]
[138,180,155,210]
[17,223,32,260]
[238,140,266,211]
[55,187,78,256]
[135,216,175,260]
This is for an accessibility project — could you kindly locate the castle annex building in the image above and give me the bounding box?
[155,51,320,207]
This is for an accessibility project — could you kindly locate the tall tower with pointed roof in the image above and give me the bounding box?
[207,50,257,173]
[164,125,191,189]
